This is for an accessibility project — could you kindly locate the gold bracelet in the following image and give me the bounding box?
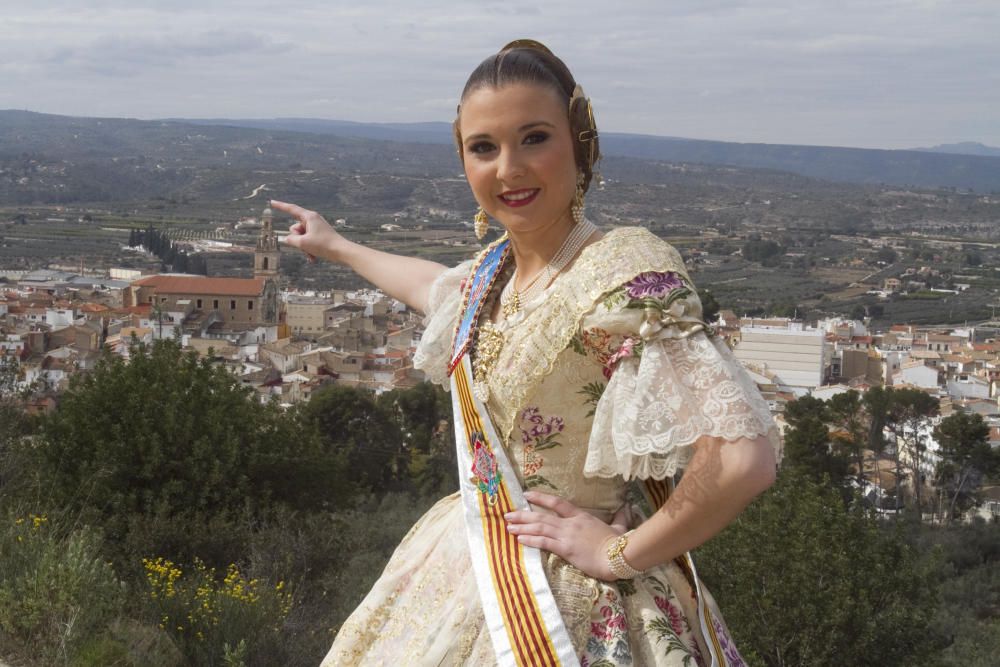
[606,529,643,579]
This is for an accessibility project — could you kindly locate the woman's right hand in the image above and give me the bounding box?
[270,198,447,313]
[270,200,346,264]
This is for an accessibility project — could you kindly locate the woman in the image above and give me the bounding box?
[274,40,779,667]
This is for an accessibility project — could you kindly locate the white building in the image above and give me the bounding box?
[45,307,76,328]
[893,361,939,389]
[946,374,991,400]
[893,416,942,485]
[733,323,826,396]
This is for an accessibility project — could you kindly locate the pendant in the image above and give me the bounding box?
[502,291,521,317]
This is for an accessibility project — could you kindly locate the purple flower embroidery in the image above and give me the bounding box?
[625,271,685,299]
[519,408,565,445]
[520,406,543,425]
[712,616,747,667]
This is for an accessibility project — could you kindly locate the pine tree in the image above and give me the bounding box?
[934,411,998,521]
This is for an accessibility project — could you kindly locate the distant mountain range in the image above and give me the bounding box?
[3,110,1000,192]
[911,141,1000,157]
[172,117,1000,192]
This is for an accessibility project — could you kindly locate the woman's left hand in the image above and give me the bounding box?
[504,490,629,581]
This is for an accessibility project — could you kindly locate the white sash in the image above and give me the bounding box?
[451,355,579,667]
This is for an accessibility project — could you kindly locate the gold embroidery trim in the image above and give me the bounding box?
[482,227,696,446]
[472,320,506,387]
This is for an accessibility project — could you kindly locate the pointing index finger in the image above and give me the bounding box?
[269,199,310,219]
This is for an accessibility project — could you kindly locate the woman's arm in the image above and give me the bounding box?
[270,200,448,314]
[505,433,776,580]
[619,433,775,572]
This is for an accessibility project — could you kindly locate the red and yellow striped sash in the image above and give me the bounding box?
[453,365,564,666]
[639,478,733,667]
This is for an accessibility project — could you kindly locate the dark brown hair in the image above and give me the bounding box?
[454,42,601,193]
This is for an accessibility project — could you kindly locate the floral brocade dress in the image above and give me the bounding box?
[322,227,780,667]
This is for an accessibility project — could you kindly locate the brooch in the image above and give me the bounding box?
[470,431,502,505]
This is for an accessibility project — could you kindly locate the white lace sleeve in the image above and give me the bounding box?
[582,271,780,480]
[412,260,473,388]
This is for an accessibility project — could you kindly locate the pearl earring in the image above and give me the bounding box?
[474,207,489,240]
[571,173,586,224]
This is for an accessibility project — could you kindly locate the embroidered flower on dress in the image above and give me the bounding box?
[604,336,641,378]
[580,327,613,365]
[654,595,686,636]
[712,616,747,667]
[522,444,543,476]
[590,601,627,641]
[517,407,565,489]
[625,271,685,299]
[519,408,565,446]
[521,406,543,425]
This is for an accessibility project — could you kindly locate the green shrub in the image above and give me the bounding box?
[141,556,292,666]
[0,513,125,665]
[28,339,339,570]
[696,470,944,667]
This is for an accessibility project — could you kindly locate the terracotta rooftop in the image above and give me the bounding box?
[118,326,153,338]
[114,304,152,315]
[941,354,974,364]
[926,333,966,342]
[79,303,111,313]
[132,275,265,297]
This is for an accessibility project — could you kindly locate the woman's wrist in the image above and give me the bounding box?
[324,234,358,265]
[604,529,644,580]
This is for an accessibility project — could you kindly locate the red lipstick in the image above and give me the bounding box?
[498,188,539,208]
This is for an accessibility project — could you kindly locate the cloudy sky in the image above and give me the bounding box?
[1,0,997,150]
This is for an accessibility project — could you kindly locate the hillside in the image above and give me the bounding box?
[174,115,1000,192]
[1,110,860,209]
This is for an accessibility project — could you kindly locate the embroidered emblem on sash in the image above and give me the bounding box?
[470,431,502,504]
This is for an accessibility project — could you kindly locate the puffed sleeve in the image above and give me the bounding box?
[581,271,781,480]
[412,260,473,388]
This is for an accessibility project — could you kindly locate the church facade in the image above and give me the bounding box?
[124,207,281,325]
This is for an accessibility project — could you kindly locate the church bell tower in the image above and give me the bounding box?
[254,206,280,280]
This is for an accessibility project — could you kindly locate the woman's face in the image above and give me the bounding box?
[458,82,578,236]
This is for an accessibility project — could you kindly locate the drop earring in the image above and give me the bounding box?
[571,173,586,225]
[474,207,489,240]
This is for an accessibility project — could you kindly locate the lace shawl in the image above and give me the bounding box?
[579,274,781,480]
[412,260,471,388]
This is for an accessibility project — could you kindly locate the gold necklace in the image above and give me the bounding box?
[473,219,597,398]
[501,268,547,318]
[498,218,597,317]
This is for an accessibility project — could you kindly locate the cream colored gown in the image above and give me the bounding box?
[321,227,780,666]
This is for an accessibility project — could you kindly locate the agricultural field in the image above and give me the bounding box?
[2,115,999,323]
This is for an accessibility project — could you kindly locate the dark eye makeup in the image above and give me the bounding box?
[468,141,495,154]
[466,131,550,156]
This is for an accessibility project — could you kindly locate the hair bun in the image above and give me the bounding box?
[500,39,555,56]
